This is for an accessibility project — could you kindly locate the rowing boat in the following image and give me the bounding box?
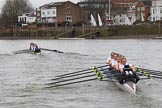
[29,49,41,54]
[29,43,41,54]
[114,80,136,95]
[44,65,138,95]
[105,69,136,95]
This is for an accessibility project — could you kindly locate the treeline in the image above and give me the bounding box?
[0,0,33,27]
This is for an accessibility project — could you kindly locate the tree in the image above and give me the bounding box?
[1,0,33,27]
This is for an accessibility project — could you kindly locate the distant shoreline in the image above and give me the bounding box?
[0,35,160,40]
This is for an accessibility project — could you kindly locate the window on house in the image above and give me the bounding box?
[153,9,154,14]
[42,11,45,15]
[67,10,70,14]
[160,9,162,13]
[66,16,72,22]
[37,13,40,16]
[47,11,50,15]
[137,7,140,11]
[137,14,140,18]
[153,17,155,21]
[67,4,70,8]
[142,13,145,16]
[53,11,55,14]
[141,7,145,11]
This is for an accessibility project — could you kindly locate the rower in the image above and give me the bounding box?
[30,42,34,50]
[118,58,139,84]
[115,56,122,71]
[111,53,118,69]
[106,52,117,66]
[34,45,41,53]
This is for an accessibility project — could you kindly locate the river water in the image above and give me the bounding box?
[0,39,162,108]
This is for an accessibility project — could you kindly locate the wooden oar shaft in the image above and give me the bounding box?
[55,65,109,77]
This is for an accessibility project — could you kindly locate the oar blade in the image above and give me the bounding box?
[136,67,162,79]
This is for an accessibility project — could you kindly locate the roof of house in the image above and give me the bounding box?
[142,0,152,7]
[39,1,75,9]
[28,10,36,17]
[111,0,135,4]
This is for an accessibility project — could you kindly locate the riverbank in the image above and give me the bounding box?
[0,35,159,40]
[0,24,161,40]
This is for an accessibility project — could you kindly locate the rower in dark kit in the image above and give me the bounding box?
[118,58,140,84]
[30,43,41,53]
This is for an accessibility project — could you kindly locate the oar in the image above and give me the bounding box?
[51,68,109,80]
[136,68,162,74]
[151,75,162,79]
[137,69,162,79]
[55,64,109,77]
[40,48,63,53]
[44,78,98,88]
[48,69,116,85]
[45,73,118,88]
[46,74,96,85]
[136,68,162,77]
[51,71,93,80]
[144,72,162,76]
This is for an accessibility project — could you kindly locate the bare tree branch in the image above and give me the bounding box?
[1,0,33,27]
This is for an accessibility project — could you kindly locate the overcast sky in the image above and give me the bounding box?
[0,0,80,13]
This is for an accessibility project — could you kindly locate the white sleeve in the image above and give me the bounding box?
[106,57,111,63]
[112,60,117,66]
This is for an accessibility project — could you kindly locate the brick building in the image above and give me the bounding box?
[112,0,136,9]
[36,1,81,27]
[135,0,151,21]
[77,0,112,26]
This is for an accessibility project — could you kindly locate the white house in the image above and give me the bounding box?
[18,11,36,24]
[41,8,57,23]
[37,2,57,23]
[150,0,162,22]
